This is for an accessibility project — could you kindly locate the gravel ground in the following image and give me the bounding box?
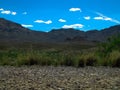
[0,66,120,90]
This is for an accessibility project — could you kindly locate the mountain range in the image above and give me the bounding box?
[0,18,120,44]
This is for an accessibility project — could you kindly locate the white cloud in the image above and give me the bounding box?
[58,19,66,22]
[45,20,52,24]
[21,24,33,28]
[69,8,81,12]
[34,20,52,24]
[11,12,17,15]
[104,17,112,21]
[1,10,11,14]
[34,20,44,23]
[94,12,120,24]
[94,16,112,21]
[0,8,17,15]
[22,12,27,15]
[94,17,104,20]
[84,16,91,20]
[0,8,4,11]
[62,24,84,29]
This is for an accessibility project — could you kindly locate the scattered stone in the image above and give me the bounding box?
[0,66,120,90]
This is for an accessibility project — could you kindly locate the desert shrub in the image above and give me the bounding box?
[107,50,120,67]
[78,53,98,67]
[20,57,39,65]
[78,58,85,67]
[39,50,61,66]
[98,35,120,56]
[16,49,63,66]
[96,34,120,67]
[86,57,97,66]
[114,58,120,67]
[0,49,20,66]
[63,54,74,66]
[16,50,40,66]
[57,51,79,67]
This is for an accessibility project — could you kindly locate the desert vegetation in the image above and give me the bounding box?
[0,35,120,67]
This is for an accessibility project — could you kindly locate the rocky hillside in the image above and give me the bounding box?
[0,18,120,43]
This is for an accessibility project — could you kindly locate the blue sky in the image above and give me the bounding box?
[0,0,120,32]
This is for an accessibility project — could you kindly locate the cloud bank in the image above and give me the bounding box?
[0,8,17,15]
[62,24,84,29]
[0,8,4,11]
[21,24,33,28]
[84,16,91,20]
[69,8,81,12]
[58,19,66,22]
[34,20,52,24]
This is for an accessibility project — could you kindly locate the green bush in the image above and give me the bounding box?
[98,35,120,55]
[78,53,98,67]
[107,50,120,67]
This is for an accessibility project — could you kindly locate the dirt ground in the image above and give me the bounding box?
[0,66,120,90]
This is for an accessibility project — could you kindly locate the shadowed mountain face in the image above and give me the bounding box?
[0,18,29,32]
[0,18,120,43]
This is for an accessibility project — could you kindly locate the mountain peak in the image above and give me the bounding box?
[0,18,29,32]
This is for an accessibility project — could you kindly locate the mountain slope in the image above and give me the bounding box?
[0,18,120,43]
[0,18,48,42]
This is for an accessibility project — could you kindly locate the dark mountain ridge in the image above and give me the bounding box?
[0,18,120,43]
